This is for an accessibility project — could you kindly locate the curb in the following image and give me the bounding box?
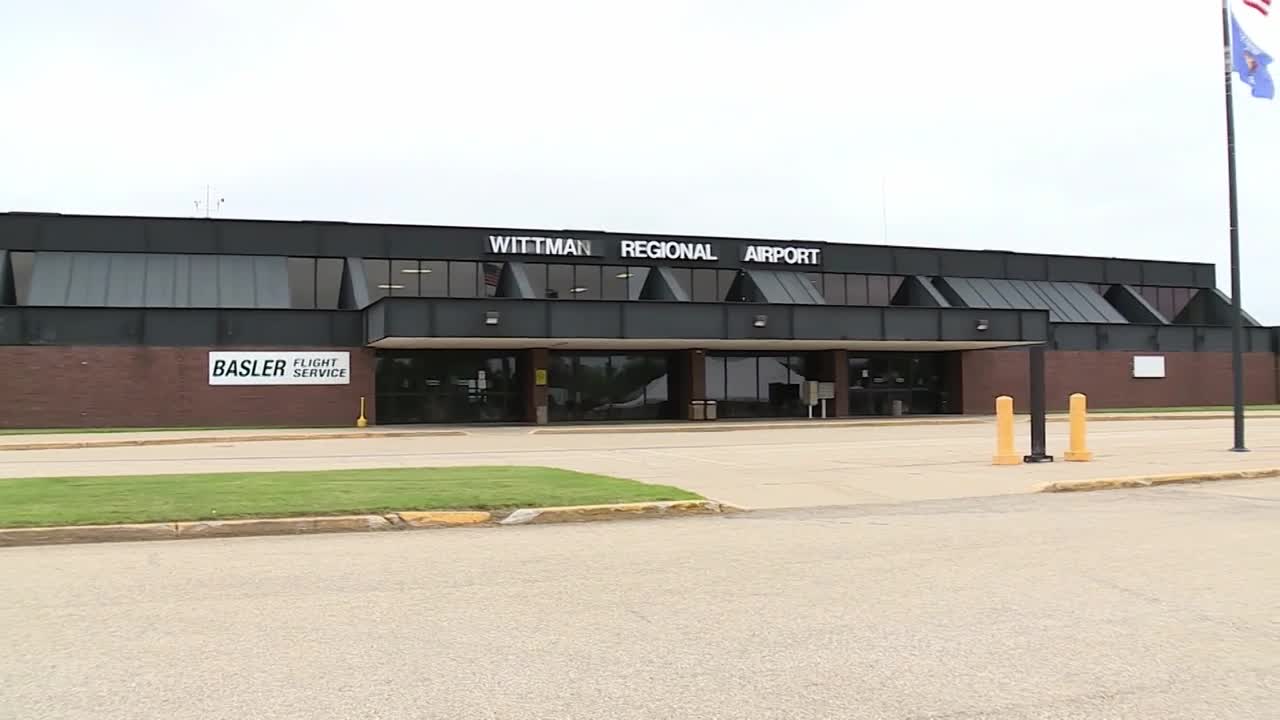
[1038,468,1280,493]
[0,429,467,452]
[0,500,737,548]
[531,419,984,435]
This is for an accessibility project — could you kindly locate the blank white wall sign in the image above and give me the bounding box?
[1132,355,1166,379]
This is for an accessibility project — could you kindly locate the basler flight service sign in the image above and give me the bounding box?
[208,351,351,386]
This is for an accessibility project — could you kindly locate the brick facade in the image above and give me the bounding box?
[960,349,1278,414]
[0,346,376,429]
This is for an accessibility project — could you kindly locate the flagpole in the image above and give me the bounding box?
[1221,0,1249,452]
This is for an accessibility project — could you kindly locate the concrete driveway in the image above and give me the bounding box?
[2,417,1280,508]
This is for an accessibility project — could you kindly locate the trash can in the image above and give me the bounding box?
[705,400,718,421]
[690,401,706,421]
[891,399,904,417]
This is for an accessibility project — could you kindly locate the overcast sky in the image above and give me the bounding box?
[3,1,1277,322]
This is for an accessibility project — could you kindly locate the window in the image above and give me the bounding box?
[602,266,629,300]
[573,265,601,299]
[546,353,673,421]
[823,273,846,305]
[692,268,719,302]
[449,262,478,297]
[668,267,692,298]
[546,264,573,299]
[374,351,522,424]
[481,262,503,297]
[526,264,548,299]
[847,274,869,305]
[390,259,418,296]
[718,270,738,301]
[317,258,343,309]
[420,261,447,296]
[364,259,391,301]
[287,257,317,308]
[9,251,34,305]
[627,267,651,299]
[868,275,891,305]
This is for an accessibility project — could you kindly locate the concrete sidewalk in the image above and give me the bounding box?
[2,417,1278,510]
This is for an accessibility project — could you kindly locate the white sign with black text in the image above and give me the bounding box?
[209,351,352,386]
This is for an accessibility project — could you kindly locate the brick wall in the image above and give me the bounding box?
[0,346,376,429]
[961,349,1278,414]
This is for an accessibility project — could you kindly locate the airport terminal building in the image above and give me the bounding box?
[0,212,1275,429]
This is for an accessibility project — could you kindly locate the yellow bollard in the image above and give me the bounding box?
[993,395,1021,465]
[1064,393,1092,462]
[356,396,368,428]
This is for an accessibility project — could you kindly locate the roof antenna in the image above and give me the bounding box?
[194,185,225,218]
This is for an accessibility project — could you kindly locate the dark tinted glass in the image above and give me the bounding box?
[546,264,573,299]
[481,262,503,298]
[692,269,718,302]
[364,259,390,301]
[449,262,478,297]
[704,355,726,399]
[287,257,316,308]
[526,264,548,299]
[602,266,629,300]
[847,274,869,305]
[628,267,651,299]
[10,251,33,305]
[822,273,846,304]
[390,259,418,296]
[868,275,891,305]
[375,351,522,424]
[573,265,602,299]
[668,268,692,298]
[888,276,904,303]
[420,261,447,296]
[317,258,343,309]
[718,270,738,300]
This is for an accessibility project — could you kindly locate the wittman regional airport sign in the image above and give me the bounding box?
[485,234,821,266]
[209,351,351,386]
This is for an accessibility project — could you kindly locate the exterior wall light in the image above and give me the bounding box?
[976,319,990,331]
[753,315,768,328]
[485,311,500,326]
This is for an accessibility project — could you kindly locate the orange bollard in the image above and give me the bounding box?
[1064,393,1092,462]
[993,395,1020,465]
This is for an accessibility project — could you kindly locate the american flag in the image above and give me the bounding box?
[1244,0,1271,16]
[483,262,502,295]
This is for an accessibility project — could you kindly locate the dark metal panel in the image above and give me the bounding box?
[1156,326,1196,351]
[217,256,257,308]
[386,226,453,259]
[434,299,548,338]
[1104,260,1143,285]
[623,302,721,338]
[1046,256,1104,283]
[1100,324,1158,351]
[1066,282,1128,323]
[1050,323,1099,350]
[0,251,11,305]
[383,300,432,338]
[1198,326,1233,352]
[22,307,143,344]
[0,215,41,250]
[548,302,621,338]
[726,305,793,340]
[41,217,146,252]
[144,254,179,307]
[27,253,72,305]
[219,221,317,256]
[0,308,20,343]
[1001,279,1055,319]
[330,312,363,346]
[341,257,371,310]
[365,302,387,342]
[884,308,939,341]
[1193,264,1216,289]
[968,277,1018,310]
[1028,281,1084,323]
[106,254,146,306]
[793,306,882,340]
[172,255,193,308]
[253,256,292,308]
[219,309,336,345]
[1142,261,1196,287]
[189,255,219,307]
[940,309,1024,342]
[825,244,893,275]
[319,224,388,258]
[1020,311,1050,341]
[938,250,1003,278]
[892,248,940,276]
[745,270,795,304]
[1105,285,1167,324]
[1005,254,1047,281]
[142,308,219,345]
[145,218,217,254]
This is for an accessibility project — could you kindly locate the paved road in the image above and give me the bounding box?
[4,418,1280,508]
[3,481,1278,719]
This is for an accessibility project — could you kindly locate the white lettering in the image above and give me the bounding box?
[486,234,594,257]
[741,245,821,266]
[487,235,514,253]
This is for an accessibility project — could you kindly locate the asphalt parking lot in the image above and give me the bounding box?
[3,479,1277,719]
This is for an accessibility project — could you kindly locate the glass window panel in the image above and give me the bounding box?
[668,268,692,298]
[573,265,601,299]
[868,275,891,305]
[317,258,343,309]
[449,261,478,297]
[481,262,503,298]
[627,266,651,299]
[718,270,738,301]
[1172,287,1192,318]
[692,269,718,302]
[725,356,758,401]
[1158,287,1175,319]
[704,355,726,400]
[417,261,446,296]
[602,266,629,300]
[575,355,611,420]
[546,264,573,299]
[390,259,418,296]
[526,264,548,299]
[364,259,390,301]
[10,251,34,304]
[1141,286,1160,308]
[286,257,316,309]
[547,353,575,421]
[847,274,869,305]
[822,273,846,305]
[888,276,904,303]
[723,271,748,302]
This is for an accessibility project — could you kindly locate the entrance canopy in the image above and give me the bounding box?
[364,297,1048,351]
